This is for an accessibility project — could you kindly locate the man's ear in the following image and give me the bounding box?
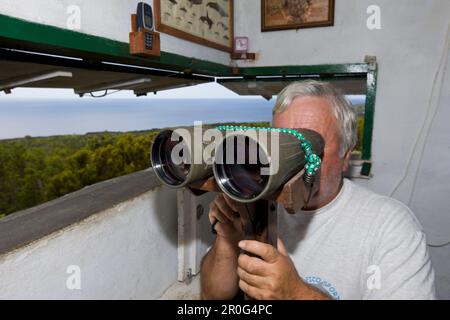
[342,149,352,172]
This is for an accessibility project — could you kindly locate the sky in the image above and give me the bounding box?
[0,98,275,139]
[0,82,366,139]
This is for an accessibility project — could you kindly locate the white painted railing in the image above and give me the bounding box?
[0,169,197,299]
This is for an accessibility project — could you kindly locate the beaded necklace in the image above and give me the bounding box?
[216,125,322,177]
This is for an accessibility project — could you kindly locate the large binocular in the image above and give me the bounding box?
[151,126,324,203]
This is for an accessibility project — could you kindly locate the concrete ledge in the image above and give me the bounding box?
[0,169,162,256]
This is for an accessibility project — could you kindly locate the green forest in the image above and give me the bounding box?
[0,122,268,219]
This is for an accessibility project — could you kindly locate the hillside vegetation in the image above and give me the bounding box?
[0,122,269,218]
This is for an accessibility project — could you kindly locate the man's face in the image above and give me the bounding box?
[272,96,350,210]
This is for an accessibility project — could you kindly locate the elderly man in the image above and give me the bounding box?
[200,80,436,300]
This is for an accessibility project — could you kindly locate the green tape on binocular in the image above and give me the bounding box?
[216,125,322,176]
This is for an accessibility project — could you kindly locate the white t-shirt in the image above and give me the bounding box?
[278,178,436,300]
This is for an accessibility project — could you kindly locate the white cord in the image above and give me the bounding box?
[428,241,450,248]
[389,23,450,198]
[421,28,450,248]
[387,23,450,248]
[406,25,450,205]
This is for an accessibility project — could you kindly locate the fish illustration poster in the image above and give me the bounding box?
[155,0,233,52]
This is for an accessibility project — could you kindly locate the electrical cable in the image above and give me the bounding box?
[89,89,122,98]
[407,25,450,205]
[389,23,450,248]
[89,90,108,98]
[417,25,450,248]
[428,240,450,248]
[389,23,450,198]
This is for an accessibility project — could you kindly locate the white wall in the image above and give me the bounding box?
[234,0,449,199]
[0,186,178,299]
[0,0,230,65]
[410,47,450,298]
[1,0,449,299]
[234,0,450,299]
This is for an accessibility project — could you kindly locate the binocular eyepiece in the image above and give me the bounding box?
[151,127,213,188]
[151,127,324,203]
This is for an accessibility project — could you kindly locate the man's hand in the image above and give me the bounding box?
[209,194,245,245]
[237,239,330,300]
[201,194,246,300]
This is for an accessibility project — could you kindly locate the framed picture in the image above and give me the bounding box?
[155,0,234,52]
[261,0,335,32]
[234,37,249,53]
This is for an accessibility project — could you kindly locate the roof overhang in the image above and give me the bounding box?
[217,75,368,100]
[0,48,213,97]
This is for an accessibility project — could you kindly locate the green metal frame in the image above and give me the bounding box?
[0,13,378,173]
[0,14,233,76]
[220,64,378,169]
[362,64,377,161]
[238,64,369,77]
[217,75,368,88]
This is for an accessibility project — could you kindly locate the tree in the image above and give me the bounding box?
[0,123,267,218]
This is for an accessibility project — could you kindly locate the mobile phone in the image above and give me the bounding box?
[137,2,153,31]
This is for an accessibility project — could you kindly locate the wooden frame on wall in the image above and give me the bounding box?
[261,0,335,32]
[155,0,234,53]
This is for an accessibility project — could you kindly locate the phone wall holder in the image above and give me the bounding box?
[129,14,161,58]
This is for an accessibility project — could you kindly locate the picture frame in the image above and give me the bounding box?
[261,0,335,32]
[155,0,234,52]
[233,36,249,53]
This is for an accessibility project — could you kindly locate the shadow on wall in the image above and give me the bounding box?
[152,186,179,248]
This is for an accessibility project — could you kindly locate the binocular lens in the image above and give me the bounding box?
[215,136,269,200]
[152,131,191,186]
[152,127,324,202]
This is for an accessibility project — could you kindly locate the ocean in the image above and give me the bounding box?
[0,98,274,140]
[0,96,365,140]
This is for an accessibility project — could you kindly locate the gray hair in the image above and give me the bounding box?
[273,80,358,158]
